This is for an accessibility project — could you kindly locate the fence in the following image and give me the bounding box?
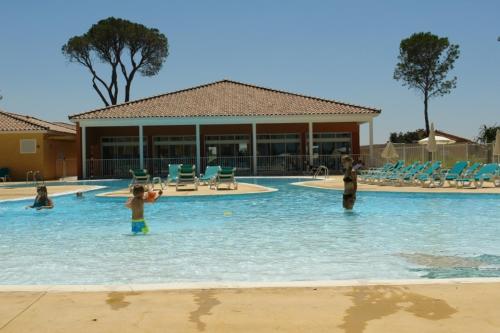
[361,143,495,168]
[83,154,368,178]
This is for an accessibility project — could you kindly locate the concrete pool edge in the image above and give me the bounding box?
[0,185,107,203]
[3,277,500,292]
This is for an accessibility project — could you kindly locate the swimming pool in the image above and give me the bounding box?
[1,178,499,285]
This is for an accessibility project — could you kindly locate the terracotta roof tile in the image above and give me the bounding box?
[69,80,381,121]
[0,110,76,134]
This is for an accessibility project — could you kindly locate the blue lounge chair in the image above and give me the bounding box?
[359,161,403,184]
[381,162,419,185]
[388,161,430,186]
[456,163,499,188]
[199,165,220,187]
[166,164,182,185]
[368,160,405,184]
[416,161,442,187]
[176,164,199,191]
[431,161,469,187]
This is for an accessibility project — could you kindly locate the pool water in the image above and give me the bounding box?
[1,178,499,285]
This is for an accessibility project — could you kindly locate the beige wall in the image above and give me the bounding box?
[0,132,45,180]
[0,132,77,181]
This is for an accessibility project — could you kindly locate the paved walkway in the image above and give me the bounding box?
[295,176,500,194]
[1,282,500,332]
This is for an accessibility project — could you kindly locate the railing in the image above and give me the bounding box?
[84,154,367,178]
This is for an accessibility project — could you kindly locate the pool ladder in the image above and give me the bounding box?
[26,170,45,186]
[313,165,329,180]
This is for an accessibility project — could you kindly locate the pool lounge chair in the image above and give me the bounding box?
[456,163,499,188]
[129,169,151,189]
[367,160,405,184]
[166,164,182,185]
[359,161,402,184]
[0,168,10,182]
[215,167,238,190]
[199,165,221,187]
[430,161,470,188]
[176,164,199,191]
[415,161,442,187]
[380,162,418,185]
[387,161,430,186]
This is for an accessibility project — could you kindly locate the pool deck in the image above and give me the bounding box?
[294,176,500,194]
[0,184,105,201]
[1,280,500,332]
[97,182,276,198]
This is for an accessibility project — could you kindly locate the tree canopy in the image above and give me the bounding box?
[394,32,460,135]
[476,124,500,143]
[62,17,169,106]
[389,129,427,143]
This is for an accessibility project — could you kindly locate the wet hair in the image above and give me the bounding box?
[341,155,353,164]
[36,185,48,195]
[132,184,145,197]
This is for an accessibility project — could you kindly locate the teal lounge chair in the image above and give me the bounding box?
[0,168,10,182]
[388,161,430,186]
[369,160,405,184]
[199,165,220,187]
[166,164,182,185]
[431,161,469,187]
[359,161,403,184]
[215,167,238,190]
[456,163,499,188]
[176,164,198,191]
[129,169,150,190]
[381,162,418,185]
[416,161,442,187]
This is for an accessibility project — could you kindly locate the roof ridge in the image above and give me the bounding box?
[0,110,49,131]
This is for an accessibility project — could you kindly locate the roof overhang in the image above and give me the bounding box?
[75,113,379,127]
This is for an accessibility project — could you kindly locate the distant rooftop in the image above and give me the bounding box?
[0,110,76,134]
[70,79,381,121]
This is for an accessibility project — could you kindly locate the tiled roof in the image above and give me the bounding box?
[435,130,473,143]
[69,80,381,120]
[0,110,76,134]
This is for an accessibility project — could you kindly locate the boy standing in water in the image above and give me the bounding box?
[126,185,162,235]
[341,155,357,210]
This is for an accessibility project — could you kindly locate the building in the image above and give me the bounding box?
[0,110,77,180]
[69,80,381,178]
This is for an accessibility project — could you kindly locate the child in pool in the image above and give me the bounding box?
[27,185,54,210]
[125,185,162,235]
[341,155,357,210]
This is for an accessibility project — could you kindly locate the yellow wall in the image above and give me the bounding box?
[0,132,77,181]
[0,132,45,180]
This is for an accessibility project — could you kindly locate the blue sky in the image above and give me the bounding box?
[0,0,499,144]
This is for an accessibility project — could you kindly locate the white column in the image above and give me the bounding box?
[369,119,374,164]
[139,125,144,169]
[308,122,314,164]
[196,124,201,175]
[81,125,87,179]
[252,123,257,175]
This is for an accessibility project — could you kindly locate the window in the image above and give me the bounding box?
[152,136,196,158]
[205,135,250,157]
[306,132,352,155]
[20,139,37,154]
[257,133,301,156]
[101,136,147,159]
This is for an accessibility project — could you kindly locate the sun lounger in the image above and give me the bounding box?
[199,165,220,187]
[166,164,182,185]
[215,167,238,190]
[430,161,469,187]
[386,161,430,186]
[358,161,403,184]
[129,168,150,189]
[456,163,499,188]
[0,168,10,182]
[367,160,405,184]
[176,164,199,191]
[380,162,418,185]
[416,161,442,187]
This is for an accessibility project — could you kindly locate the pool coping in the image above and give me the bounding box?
[0,185,107,203]
[3,277,500,292]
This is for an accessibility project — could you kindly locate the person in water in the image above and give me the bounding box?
[27,185,54,210]
[125,185,162,235]
[341,155,357,210]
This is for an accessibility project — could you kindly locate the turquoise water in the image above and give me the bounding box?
[1,178,499,285]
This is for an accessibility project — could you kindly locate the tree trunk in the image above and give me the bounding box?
[424,91,430,136]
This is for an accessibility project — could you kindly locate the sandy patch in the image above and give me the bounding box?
[97,182,276,198]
